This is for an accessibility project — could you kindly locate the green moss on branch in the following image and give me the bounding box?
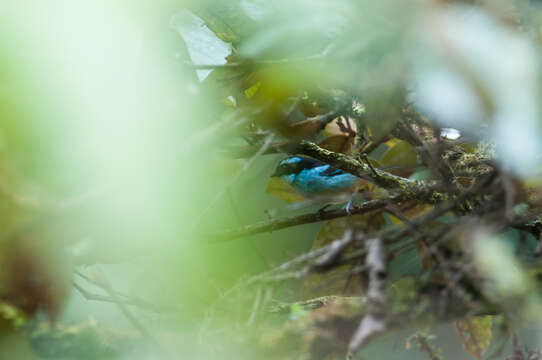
[297,141,447,203]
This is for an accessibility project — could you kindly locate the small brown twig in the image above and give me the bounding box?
[362,153,378,177]
[408,332,442,360]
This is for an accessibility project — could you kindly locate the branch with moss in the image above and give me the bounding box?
[296,141,448,203]
[206,141,458,241]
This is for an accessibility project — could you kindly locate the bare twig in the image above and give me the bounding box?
[92,268,155,340]
[75,269,172,359]
[73,282,119,304]
[408,333,442,360]
[313,229,355,270]
[74,272,171,312]
[246,287,262,326]
[348,237,388,353]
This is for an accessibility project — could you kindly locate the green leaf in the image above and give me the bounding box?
[0,302,26,329]
[191,2,259,47]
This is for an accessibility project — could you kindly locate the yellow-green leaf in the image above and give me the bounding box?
[191,8,241,45]
[454,316,493,359]
[0,302,26,329]
[318,135,355,155]
[380,139,418,176]
[388,277,417,313]
[244,82,261,99]
[265,177,306,203]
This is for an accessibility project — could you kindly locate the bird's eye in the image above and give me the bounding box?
[272,163,291,177]
[280,157,302,166]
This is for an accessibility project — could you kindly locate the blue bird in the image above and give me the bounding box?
[271,155,362,213]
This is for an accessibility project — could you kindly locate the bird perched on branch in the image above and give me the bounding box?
[270,156,363,213]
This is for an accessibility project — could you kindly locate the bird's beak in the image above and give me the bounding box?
[271,166,286,177]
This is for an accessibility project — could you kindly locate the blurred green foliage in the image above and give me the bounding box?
[1,0,542,359]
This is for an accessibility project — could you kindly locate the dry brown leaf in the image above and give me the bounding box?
[318,135,355,155]
[323,117,357,138]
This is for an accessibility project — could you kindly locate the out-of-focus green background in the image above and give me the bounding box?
[0,2,319,358]
[1,0,542,359]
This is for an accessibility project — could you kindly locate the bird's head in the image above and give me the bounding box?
[272,156,323,178]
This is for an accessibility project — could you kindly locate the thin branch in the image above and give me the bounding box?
[362,153,378,176]
[205,195,402,242]
[74,272,172,312]
[245,287,262,326]
[89,268,155,341]
[76,269,172,359]
[360,134,391,155]
[73,282,119,304]
[312,229,355,270]
[409,333,443,360]
[246,242,334,284]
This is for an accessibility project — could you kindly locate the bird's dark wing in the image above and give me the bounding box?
[274,156,349,178]
[319,166,345,177]
[295,156,325,172]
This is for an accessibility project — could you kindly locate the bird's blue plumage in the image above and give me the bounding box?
[290,165,358,194]
[283,173,296,184]
[273,156,359,195]
[271,155,360,212]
